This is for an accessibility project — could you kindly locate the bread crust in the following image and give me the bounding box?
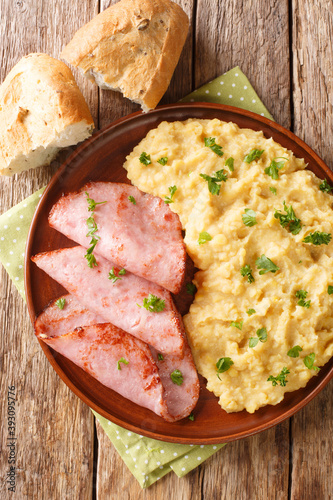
[0,53,94,175]
[61,0,189,110]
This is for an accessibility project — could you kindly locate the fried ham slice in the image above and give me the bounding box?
[48,182,186,294]
[32,246,185,355]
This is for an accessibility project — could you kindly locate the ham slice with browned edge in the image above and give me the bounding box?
[32,246,185,355]
[48,182,186,294]
[35,294,199,421]
[41,323,174,421]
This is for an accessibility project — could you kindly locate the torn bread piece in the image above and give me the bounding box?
[61,0,189,112]
[0,53,94,176]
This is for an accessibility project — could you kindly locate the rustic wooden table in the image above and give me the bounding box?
[1,0,332,498]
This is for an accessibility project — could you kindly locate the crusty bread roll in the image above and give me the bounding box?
[0,53,94,176]
[61,0,189,112]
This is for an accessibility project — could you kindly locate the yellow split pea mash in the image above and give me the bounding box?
[124,119,333,413]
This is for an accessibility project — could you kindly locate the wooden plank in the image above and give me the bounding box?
[96,1,196,497]
[0,0,98,498]
[192,1,292,499]
[291,1,333,497]
[195,0,291,128]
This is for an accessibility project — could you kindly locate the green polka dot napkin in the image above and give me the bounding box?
[0,66,272,488]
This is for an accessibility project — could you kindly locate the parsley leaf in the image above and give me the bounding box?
[319,179,333,193]
[242,208,257,227]
[200,169,228,195]
[270,187,277,195]
[139,152,151,165]
[198,231,212,245]
[303,231,332,245]
[84,193,106,268]
[264,157,288,179]
[241,264,255,284]
[204,137,224,157]
[216,357,234,379]
[108,267,125,284]
[274,201,302,235]
[170,369,183,385]
[267,367,290,386]
[249,327,268,348]
[188,412,195,421]
[230,320,243,330]
[303,352,320,371]
[247,308,256,316]
[287,345,303,358]
[117,357,129,370]
[186,282,197,295]
[141,294,165,313]
[157,353,164,361]
[244,149,264,163]
[85,192,107,212]
[295,290,311,308]
[256,255,280,274]
[328,286,333,295]
[55,298,66,310]
[164,185,177,204]
[157,156,168,165]
[225,157,234,172]
[84,237,98,268]
[128,195,136,205]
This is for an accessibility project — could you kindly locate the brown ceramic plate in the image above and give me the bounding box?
[25,103,333,444]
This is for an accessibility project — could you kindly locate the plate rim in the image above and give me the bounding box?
[24,102,333,444]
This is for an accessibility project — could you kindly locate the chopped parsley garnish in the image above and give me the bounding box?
[264,157,288,179]
[198,231,212,245]
[139,152,151,165]
[295,290,311,308]
[84,192,106,268]
[200,169,228,195]
[216,357,234,379]
[170,369,183,385]
[267,367,290,387]
[270,187,277,195]
[128,195,136,205]
[117,357,129,370]
[247,308,256,316]
[164,185,177,204]
[243,149,264,163]
[303,231,332,245]
[141,294,165,313]
[108,267,126,283]
[274,201,303,235]
[188,412,195,421]
[287,345,303,358]
[249,327,268,348]
[55,298,66,310]
[256,255,280,274]
[303,353,320,371]
[204,137,224,157]
[157,353,164,361]
[85,237,99,268]
[241,264,255,284]
[328,286,333,295]
[225,157,234,172]
[157,156,168,165]
[242,208,257,227]
[319,179,333,193]
[230,320,243,330]
[186,282,197,295]
[85,192,107,212]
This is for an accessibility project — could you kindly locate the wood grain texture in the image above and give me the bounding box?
[194,0,291,128]
[1,0,333,497]
[291,1,333,498]
[0,1,98,499]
